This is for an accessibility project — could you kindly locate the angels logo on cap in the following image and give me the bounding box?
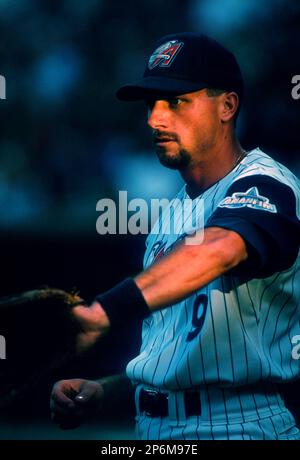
[116,32,244,101]
[148,40,184,70]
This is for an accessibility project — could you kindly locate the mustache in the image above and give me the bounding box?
[152,130,179,142]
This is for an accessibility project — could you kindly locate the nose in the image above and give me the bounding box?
[147,100,168,130]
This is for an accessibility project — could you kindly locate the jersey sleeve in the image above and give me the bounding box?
[205,174,300,278]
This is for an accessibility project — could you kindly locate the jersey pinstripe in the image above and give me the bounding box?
[126,148,300,392]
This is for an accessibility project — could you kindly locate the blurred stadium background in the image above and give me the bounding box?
[0,0,299,440]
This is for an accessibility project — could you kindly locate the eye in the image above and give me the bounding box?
[168,97,183,108]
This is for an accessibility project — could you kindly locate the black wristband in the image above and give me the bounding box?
[95,278,150,328]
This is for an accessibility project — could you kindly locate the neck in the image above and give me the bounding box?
[182,136,245,198]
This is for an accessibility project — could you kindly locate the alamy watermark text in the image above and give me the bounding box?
[291,75,300,100]
[0,75,6,100]
[96,191,204,244]
[0,335,6,359]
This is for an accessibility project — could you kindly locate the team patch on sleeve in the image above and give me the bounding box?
[206,175,300,276]
[218,187,277,213]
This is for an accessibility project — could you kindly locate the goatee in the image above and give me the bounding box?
[155,147,191,170]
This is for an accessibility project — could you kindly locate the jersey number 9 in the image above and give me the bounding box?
[186,294,208,342]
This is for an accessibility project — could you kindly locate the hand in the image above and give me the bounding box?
[50,378,104,429]
[72,301,110,353]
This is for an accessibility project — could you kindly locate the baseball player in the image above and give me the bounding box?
[50,32,300,440]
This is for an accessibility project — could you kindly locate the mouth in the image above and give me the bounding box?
[154,137,177,146]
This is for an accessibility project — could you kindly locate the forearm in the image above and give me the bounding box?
[73,227,248,352]
[135,227,248,310]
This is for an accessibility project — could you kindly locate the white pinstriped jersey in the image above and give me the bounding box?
[126,147,300,390]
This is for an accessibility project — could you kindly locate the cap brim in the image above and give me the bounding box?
[116,76,206,101]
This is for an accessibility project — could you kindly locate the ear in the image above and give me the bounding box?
[219,92,239,123]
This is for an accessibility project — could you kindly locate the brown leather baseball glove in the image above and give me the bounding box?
[0,287,86,409]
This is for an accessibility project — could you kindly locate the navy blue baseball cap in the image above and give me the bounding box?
[116,32,244,101]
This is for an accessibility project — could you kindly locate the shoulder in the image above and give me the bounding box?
[226,148,300,218]
[234,147,300,192]
[208,150,300,276]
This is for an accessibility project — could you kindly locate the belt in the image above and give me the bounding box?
[139,388,201,418]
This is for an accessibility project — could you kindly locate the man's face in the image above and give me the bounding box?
[146,89,222,170]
